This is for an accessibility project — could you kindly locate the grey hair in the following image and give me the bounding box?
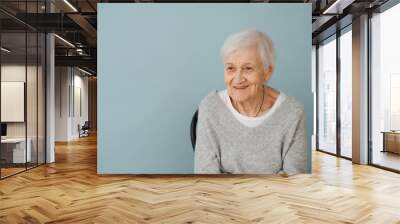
[221,29,275,69]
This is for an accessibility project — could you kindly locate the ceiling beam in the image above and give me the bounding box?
[67,13,97,39]
[55,55,96,69]
[323,0,356,14]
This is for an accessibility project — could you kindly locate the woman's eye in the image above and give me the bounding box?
[245,67,253,71]
[226,67,234,72]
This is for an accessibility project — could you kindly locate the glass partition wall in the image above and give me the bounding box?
[0,31,27,177]
[0,2,46,179]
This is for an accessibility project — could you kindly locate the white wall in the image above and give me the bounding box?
[55,67,89,141]
[55,66,69,141]
[1,65,40,138]
[70,72,89,139]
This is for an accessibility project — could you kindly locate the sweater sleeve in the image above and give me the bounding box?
[281,109,308,175]
[194,106,222,174]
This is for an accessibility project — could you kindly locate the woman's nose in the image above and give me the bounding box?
[233,71,244,83]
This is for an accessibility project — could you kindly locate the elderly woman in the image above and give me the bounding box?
[194,29,307,175]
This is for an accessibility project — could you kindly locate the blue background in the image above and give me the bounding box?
[98,3,312,174]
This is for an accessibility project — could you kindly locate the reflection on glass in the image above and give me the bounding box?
[390,75,400,130]
[340,29,352,158]
[318,36,337,154]
[371,4,400,171]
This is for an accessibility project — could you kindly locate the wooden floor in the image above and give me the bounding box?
[0,167,26,178]
[1,134,400,223]
[372,150,400,171]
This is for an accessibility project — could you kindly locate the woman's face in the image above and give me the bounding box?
[223,46,272,103]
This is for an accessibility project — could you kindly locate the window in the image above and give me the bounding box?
[339,28,352,158]
[318,35,337,155]
[371,3,400,171]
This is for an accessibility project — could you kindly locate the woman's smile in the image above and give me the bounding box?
[233,85,249,90]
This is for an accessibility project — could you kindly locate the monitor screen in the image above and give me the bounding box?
[1,123,7,137]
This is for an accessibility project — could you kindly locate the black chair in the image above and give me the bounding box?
[79,121,90,138]
[190,109,198,151]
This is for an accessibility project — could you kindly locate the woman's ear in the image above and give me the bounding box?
[263,65,273,82]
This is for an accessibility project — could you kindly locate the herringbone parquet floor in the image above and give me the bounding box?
[1,134,400,224]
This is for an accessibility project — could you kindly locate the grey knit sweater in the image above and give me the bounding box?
[194,91,307,175]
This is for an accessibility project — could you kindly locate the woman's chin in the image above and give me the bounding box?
[229,93,250,103]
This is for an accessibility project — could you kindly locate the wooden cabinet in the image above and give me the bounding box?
[382,131,400,154]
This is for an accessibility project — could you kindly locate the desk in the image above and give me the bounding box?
[1,138,31,163]
[381,131,400,154]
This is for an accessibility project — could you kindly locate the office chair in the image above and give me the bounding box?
[79,121,90,138]
[190,109,198,151]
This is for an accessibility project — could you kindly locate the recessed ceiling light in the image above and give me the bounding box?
[63,0,78,12]
[322,0,353,15]
[1,47,11,53]
[78,67,93,76]
[54,34,75,48]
